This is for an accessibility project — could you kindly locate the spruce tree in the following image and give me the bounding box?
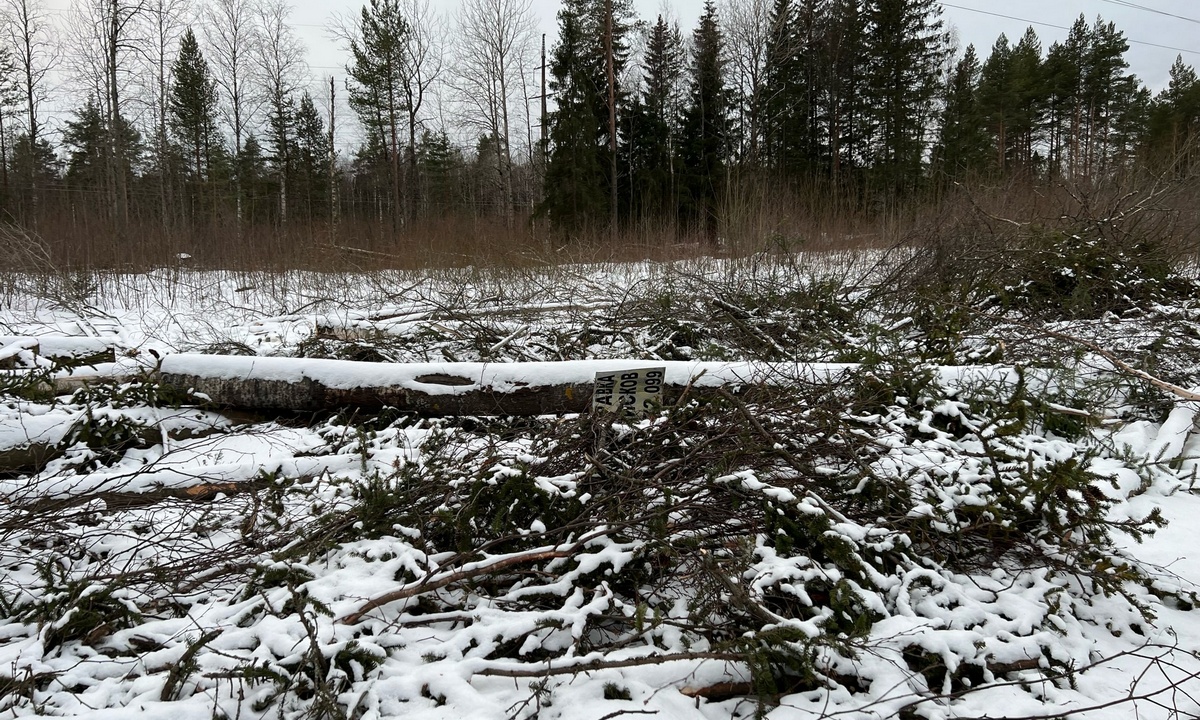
[169,29,221,182]
[63,98,143,206]
[933,44,989,182]
[862,0,949,195]
[540,0,635,234]
[416,130,462,215]
[293,91,329,221]
[681,0,730,242]
[265,90,295,224]
[626,14,684,224]
[823,0,870,192]
[0,45,17,207]
[761,0,809,177]
[239,133,267,221]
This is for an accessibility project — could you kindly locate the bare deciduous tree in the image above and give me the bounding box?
[65,0,148,226]
[396,0,443,222]
[253,0,307,225]
[452,0,536,226]
[1,0,54,219]
[204,0,262,227]
[139,0,189,227]
[722,0,774,164]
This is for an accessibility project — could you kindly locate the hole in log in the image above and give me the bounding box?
[414,374,477,387]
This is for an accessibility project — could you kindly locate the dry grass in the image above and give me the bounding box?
[6,174,1200,274]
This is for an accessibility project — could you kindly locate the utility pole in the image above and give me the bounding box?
[605,0,617,243]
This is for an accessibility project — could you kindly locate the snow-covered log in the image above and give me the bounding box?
[0,336,116,368]
[56,354,854,416]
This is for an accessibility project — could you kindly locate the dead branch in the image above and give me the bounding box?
[11,480,271,516]
[1035,324,1200,402]
[340,548,573,624]
[474,651,743,678]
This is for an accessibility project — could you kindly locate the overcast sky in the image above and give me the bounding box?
[30,0,1200,149]
[286,0,1200,93]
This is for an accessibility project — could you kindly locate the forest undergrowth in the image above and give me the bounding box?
[2,189,1200,718]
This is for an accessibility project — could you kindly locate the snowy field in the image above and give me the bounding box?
[1,252,1200,719]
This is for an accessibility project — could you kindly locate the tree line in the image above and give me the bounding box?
[1,0,1198,265]
[544,0,1200,240]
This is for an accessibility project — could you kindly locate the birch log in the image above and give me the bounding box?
[51,355,851,416]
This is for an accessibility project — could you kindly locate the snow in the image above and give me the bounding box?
[149,354,853,394]
[1,258,1199,719]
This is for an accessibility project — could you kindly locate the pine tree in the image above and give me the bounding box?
[1110,82,1150,170]
[1043,19,1087,178]
[1148,56,1200,175]
[681,0,731,242]
[1081,17,1138,178]
[1044,15,1140,181]
[862,0,949,195]
[978,34,1016,173]
[975,27,1046,175]
[346,0,410,230]
[933,44,989,182]
[169,29,221,182]
[1006,28,1045,172]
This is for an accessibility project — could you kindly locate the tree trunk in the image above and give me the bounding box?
[108,0,128,229]
[605,0,617,241]
[498,53,515,229]
[47,355,803,416]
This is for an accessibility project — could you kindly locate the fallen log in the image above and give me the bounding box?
[0,411,230,476]
[0,336,117,369]
[0,442,62,477]
[51,355,853,416]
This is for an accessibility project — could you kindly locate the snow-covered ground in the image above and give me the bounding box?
[2,255,1199,719]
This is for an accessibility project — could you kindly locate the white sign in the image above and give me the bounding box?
[592,367,666,414]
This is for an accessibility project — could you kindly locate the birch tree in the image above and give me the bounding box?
[722,0,772,163]
[252,0,306,224]
[140,0,188,226]
[65,0,147,225]
[204,0,261,225]
[453,0,536,225]
[1,0,53,220]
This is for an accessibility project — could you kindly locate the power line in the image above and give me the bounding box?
[1096,0,1200,26]
[941,2,1200,57]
